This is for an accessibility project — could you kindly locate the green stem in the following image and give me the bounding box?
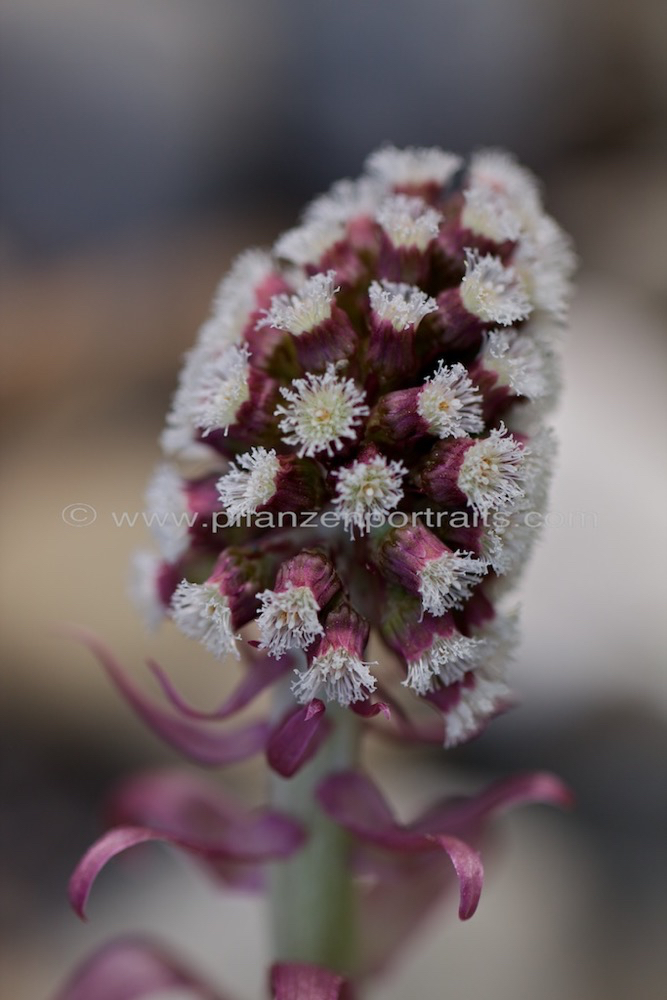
[269,691,360,975]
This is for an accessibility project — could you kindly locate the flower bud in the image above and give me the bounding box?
[416,423,527,517]
[257,271,357,374]
[426,610,517,747]
[217,447,326,522]
[375,194,442,284]
[192,361,282,455]
[145,465,230,560]
[292,599,376,706]
[366,280,437,387]
[431,250,532,354]
[276,178,382,287]
[129,550,185,630]
[380,588,483,695]
[366,145,462,200]
[170,547,271,659]
[257,550,341,656]
[467,326,559,425]
[376,522,486,618]
[368,361,484,446]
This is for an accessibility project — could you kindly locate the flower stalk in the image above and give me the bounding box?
[269,679,360,976]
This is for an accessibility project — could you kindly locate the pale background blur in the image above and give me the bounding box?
[1,1,666,998]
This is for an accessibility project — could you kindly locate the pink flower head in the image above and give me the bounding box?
[101,144,572,753]
[65,145,574,1000]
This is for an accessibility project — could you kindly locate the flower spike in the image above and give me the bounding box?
[65,144,574,1000]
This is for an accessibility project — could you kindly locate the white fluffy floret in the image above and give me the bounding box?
[291,647,378,706]
[458,423,528,516]
[366,145,462,188]
[443,672,512,748]
[404,632,484,695]
[368,280,437,332]
[482,509,532,577]
[481,428,556,577]
[442,610,518,747]
[480,328,554,401]
[475,608,520,661]
[520,427,556,503]
[160,345,218,463]
[304,176,382,226]
[276,366,369,458]
[217,447,281,519]
[257,584,324,656]
[417,361,484,438]
[144,464,191,562]
[461,183,523,243]
[460,249,532,326]
[376,195,442,251]
[275,218,346,268]
[333,453,406,536]
[170,580,240,659]
[189,344,251,436]
[471,609,520,680]
[515,214,576,321]
[205,250,274,350]
[259,271,338,336]
[418,550,487,617]
[467,150,542,220]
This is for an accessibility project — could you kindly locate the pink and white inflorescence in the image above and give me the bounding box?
[137,145,574,749]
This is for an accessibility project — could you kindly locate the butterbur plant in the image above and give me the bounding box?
[62,146,575,999]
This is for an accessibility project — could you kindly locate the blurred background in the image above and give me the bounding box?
[1,1,666,998]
